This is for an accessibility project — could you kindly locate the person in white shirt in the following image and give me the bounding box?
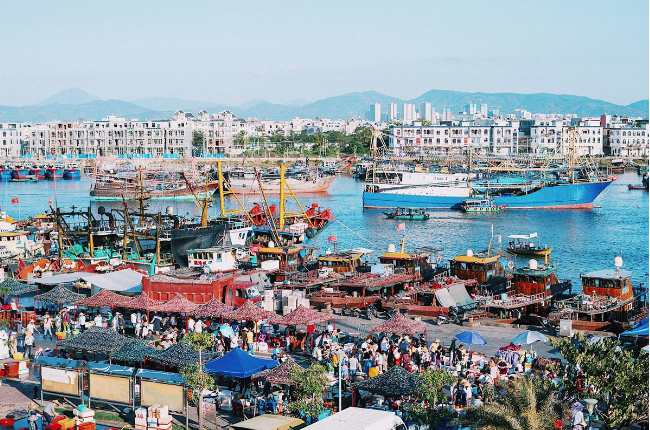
[194,320,203,333]
[188,317,195,332]
[141,323,149,338]
[43,315,53,341]
[26,320,39,336]
[94,314,103,327]
[327,322,334,334]
[130,313,137,326]
[78,312,86,331]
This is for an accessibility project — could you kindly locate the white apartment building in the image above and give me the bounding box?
[420,102,433,122]
[389,123,518,156]
[389,103,398,122]
[0,123,26,157]
[607,124,649,157]
[529,121,565,154]
[366,103,381,123]
[401,104,417,124]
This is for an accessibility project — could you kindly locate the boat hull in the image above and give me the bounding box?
[170,224,225,267]
[508,247,553,257]
[229,175,335,195]
[46,169,64,179]
[63,169,81,179]
[363,181,612,209]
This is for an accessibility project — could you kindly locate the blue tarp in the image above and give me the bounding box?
[135,369,185,384]
[85,362,135,376]
[620,318,649,336]
[35,356,85,369]
[203,348,277,378]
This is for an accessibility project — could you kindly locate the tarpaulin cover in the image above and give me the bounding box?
[371,313,426,335]
[123,293,165,311]
[85,362,135,376]
[435,288,456,309]
[34,284,86,304]
[146,341,216,367]
[110,339,163,362]
[135,368,185,384]
[76,289,134,308]
[57,326,132,353]
[448,284,477,310]
[203,347,277,378]
[273,305,331,326]
[0,277,37,295]
[620,318,649,336]
[224,300,278,322]
[35,356,85,369]
[352,365,420,397]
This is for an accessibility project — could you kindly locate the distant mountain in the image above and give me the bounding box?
[0,100,170,123]
[35,88,100,106]
[283,99,312,107]
[0,87,647,122]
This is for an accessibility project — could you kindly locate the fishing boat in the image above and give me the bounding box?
[449,249,510,295]
[224,167,335,194]
[28,165,47,180]
[383,208,430,220]
[9,175,38,182]
[0,165,12,180]
[507,232,552,257]
[461,198,506,213]
[379,240,444,282]
[11,165,29,180]
[63,164,81,179]
[627,173,649,190]
[46,164,64,179]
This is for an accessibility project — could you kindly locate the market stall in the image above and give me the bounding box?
[109,339,163,365]
[136,368,187,414]
[75,288,135,309]
[370,313,427,343]
[85,362,136,407]
[35,356,86,404]
[146,341,216,369]
[57,326,132,358]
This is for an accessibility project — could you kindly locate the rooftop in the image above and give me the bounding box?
[582,269,632,280]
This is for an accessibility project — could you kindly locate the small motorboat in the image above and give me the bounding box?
[507,232,552,257]
[628,184,647,190]
[384,207,430,220]
[461,198,506,213]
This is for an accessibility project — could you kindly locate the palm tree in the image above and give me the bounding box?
[462,377,568,430]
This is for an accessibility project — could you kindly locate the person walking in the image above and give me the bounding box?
[62,311,71,332]
[43,314,53,341]
[24,330,35,358]
[78,312,86,332]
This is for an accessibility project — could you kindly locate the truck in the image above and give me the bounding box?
[141,272,262,307]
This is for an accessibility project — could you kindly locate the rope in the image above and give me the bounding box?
[335,219,382,250]
[612,179,640,209]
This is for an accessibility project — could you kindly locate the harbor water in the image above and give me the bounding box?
[1,171,648,292]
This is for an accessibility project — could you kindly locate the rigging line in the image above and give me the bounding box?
[334,219,382,250]
[612,179,640,209]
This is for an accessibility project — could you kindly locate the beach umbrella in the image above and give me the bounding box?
[454,331,487,347]
[512,331,548,348]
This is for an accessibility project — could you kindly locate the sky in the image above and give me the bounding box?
[0,1,648,107]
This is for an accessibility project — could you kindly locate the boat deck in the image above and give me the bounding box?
[477,292,547,310]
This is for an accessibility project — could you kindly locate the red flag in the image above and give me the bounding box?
[396,222,405,231]
[48,197,53,204]
[328,235,337,243]
[11,198,19,204]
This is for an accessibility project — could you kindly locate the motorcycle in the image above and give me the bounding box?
[437,306,461,325]
[341,302,352,317]
[359,303,378,320]
[385,307,398,319]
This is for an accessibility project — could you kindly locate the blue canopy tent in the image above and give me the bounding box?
[619,318,649,337]
[203,347,277,378]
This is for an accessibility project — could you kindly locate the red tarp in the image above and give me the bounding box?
[224,300,277,322]
[123,293,165,311]
[193,298,233,318]
[75,289,134,308]
[371,313,426,335]
[153,293,200,314]
[273,305,331,326]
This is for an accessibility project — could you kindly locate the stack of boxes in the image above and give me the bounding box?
[17,361,28,376]
[143,405,172,430]
[281,290,310,315]
[73,406,95,430]
[261,289,275,312]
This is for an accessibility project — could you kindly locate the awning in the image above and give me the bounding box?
[203,347,277,378]
[448,284,476,310]
[620,318,649,336]
[35,356,85,369]
[135,368,185,384]
[435,288,456,308]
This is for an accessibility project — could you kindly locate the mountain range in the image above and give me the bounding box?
[0,87,646,123]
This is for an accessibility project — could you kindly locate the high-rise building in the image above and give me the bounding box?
[402,103,417,124]
[420,102,433,122]
[366,103,381,122]
[389,103,398,121]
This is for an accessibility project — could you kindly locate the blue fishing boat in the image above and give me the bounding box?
[63,164,81,179]
[461,198,506,213]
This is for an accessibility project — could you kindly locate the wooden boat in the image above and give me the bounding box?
[628,184,647,190]
[507,232,552,257]
[461,198,506,213]
[383,208,430,220]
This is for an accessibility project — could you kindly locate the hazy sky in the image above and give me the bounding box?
[0,1,648,106]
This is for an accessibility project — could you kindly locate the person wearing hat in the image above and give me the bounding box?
[27,404,42,430]
[43,399,60,424]
[43,314,53,341]
[24,330,35,358]
[10,298,18,320]
[78,312,86,332]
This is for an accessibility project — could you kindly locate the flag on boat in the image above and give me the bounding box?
[11,198,19,204]
[396,222,405,231]
[328,235,337,243]
[48,197,53,204]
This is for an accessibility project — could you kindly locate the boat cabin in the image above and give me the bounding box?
[507,232,552,257]
[461,198,505,213]
[256,245,310,272]
[187,246,241,273]
[580,266,634,313]
[450,250,504,285]
[512,260,566,298]
[384,208,429,220]
[379,242,437,282]
[318,249,372,273]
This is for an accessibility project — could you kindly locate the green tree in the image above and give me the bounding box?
[344,126,372,155]
[181,332,214,430]
[192,131,205,157]
[234,131,249,152]
[407,367,455,427]
[462,377,568,430]
[551,333,649,429]
[417,117,432,126]
[286,364,328,419]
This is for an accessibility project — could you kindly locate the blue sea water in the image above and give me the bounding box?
[0,171,648,292]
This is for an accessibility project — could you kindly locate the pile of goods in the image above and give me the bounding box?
[135,405,172,430]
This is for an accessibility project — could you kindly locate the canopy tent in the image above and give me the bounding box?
[352,365,421,397]
[193,298,233,318]
[371,313,426,336]
[224,300,278,322]
[619,318,649,337]
[253,356,299,386]
[75,288,134,308]
[34,284,86,304]
[273,305,331,326]
[110,339,163,363]
[203,347,277,378]
[153,293,200,314]
[57,326,132,354]
[0,277,37,296]
[146,341,216,368]
[123,293,165,311]
[434,288,456,309]
[448,284,477,310]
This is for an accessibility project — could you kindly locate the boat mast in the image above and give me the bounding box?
[216,161,254,223]
[279,164,315,229]
[253,167,281,245]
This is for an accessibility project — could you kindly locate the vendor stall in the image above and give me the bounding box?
[85,362,135,407]
[136,368,187,414]
[35,356,86,404]
[371,313,427,342]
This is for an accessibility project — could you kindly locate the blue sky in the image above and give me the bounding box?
[0,0,647,106]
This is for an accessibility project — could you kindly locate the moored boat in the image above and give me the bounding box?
[461,198,506,213]
[46,164,64,179]
[63,164,81,179]
[28,166,47,179]
[507,232,552,257]
[11,165,29,180]
[383,208,430,220]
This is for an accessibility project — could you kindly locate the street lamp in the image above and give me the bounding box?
[333,350,346,413]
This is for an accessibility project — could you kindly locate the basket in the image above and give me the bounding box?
[56,332,67,340]
[12,353,24,360]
